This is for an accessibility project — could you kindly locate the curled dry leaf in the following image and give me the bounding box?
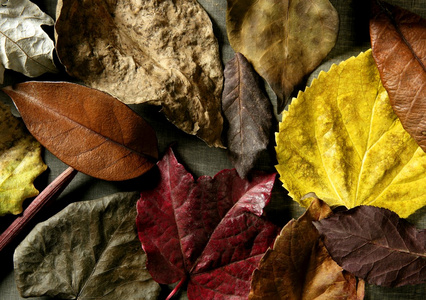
[314,205,426,287]
[249,198,363,300]
[55,0,224,147]
[14,192,161,299]
[0,101,47,215]
[370,0,426,152]
[3,82,158,181]
[0,0,56,83]
[136,147,280,299]
[226,0,339,112]
[275,50,426,218]
[222,53,273,178]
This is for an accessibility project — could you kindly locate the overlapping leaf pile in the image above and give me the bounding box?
[1,0,426,299]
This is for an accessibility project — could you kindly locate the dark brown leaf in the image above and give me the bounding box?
[370,0,426,152]
[222,53,273,178]
[14,192,161,299]
[3,82,158,181]
[249,198,363,300]
[314,205,426,287]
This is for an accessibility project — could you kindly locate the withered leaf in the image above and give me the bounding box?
[314,205,426,287]
[226,0,339,112]
[55,0,224,147]
[222,53,273,178]
[370,0,426,152]
[250,198,363,300]
[14,192,160,299]
[3,82,158,181]
[137,147,280,299]
[0,101,46,216]
[0,0,56,83]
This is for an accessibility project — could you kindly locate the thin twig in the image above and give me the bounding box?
[0,166,78,253]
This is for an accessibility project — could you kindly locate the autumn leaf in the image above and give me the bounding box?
[250,197,363,300]
[314,205,426,287]
[0,0,56,83]
[0,101,46,216]
[3,82,158,181]
[226,0,339,112]
[222,53,273,178]
[136,147,280,299]
[370,0,426,152]
[55,0,224,147]
[275,50,426,218]
[14,192,161,299]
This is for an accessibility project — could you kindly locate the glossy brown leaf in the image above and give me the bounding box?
[249,198,363,300]
[3,82,158,181]
[226,0,339,112]
[222,53,273,178]
[14,192,161,299]
[314,205,426,287]
[370,0,426,152]
[55,0,224,147]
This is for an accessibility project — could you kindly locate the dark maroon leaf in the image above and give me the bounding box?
[136,147,279,299]
[314,205,426,287]
[370,0,426,151]
[222,53,273,178]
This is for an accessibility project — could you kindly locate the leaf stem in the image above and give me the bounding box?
[166,276,187,300]
[0,166,78,253]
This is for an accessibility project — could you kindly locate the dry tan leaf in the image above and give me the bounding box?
[55,0,224,147]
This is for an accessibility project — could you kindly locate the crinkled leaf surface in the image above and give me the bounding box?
[370,0,426,152]
[55,0,224,147]
[136,147,280,299]
[314,205,426,287]
[14,192,161,299]
[226,0,339,112]
[222,53,273,178]
[275,50,426,218]
[0,0,56,83]
[0,101,46,216]
[3,82,158,181]
[250,198,363,300]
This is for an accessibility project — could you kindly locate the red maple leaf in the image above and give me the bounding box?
[136,147,279,299]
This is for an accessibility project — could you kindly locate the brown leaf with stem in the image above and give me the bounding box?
[370,0,426,152]
[3,81,158,181]
[249,198,364,300]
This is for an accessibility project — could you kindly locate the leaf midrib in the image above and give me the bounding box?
[12,88,157,163]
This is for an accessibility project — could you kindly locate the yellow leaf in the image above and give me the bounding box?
[0,101,47,216]
[275,50,426,218]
